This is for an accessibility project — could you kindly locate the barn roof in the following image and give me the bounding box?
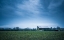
[37,26,49,28]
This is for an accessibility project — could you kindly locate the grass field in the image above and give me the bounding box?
[0,31,64,40]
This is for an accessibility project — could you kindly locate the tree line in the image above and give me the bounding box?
[0,27,37,31]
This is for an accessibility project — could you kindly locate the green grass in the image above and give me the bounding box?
[0,31,64,40]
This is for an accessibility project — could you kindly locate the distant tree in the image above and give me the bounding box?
[0,28,4,31]
[51,27,52,29]
[24,27,31,31]
[50,27,53,31]
[57,26,60,31]
[32,28,36,31]
[13,27,20,31]
[6,28,12,31]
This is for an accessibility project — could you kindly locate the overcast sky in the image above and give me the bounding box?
[0,0,64,28]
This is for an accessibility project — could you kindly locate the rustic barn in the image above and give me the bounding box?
[37,26,64,31]
[37,26,50,31]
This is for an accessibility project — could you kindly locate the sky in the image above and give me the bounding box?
[0,0,64,28]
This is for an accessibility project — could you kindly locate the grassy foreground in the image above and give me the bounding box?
[0,31,64,40]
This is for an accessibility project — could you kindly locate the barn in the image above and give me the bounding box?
[37,26,50,31]
[37,26,63,31]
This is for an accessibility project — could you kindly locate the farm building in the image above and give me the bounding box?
[37,26,64,31]
[37,26,51,31]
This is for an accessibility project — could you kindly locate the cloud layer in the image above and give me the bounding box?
[0,0,64,28]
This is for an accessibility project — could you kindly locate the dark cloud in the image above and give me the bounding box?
[40,0,64,27]
[40,0,64,13]
[0,0,22,25]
